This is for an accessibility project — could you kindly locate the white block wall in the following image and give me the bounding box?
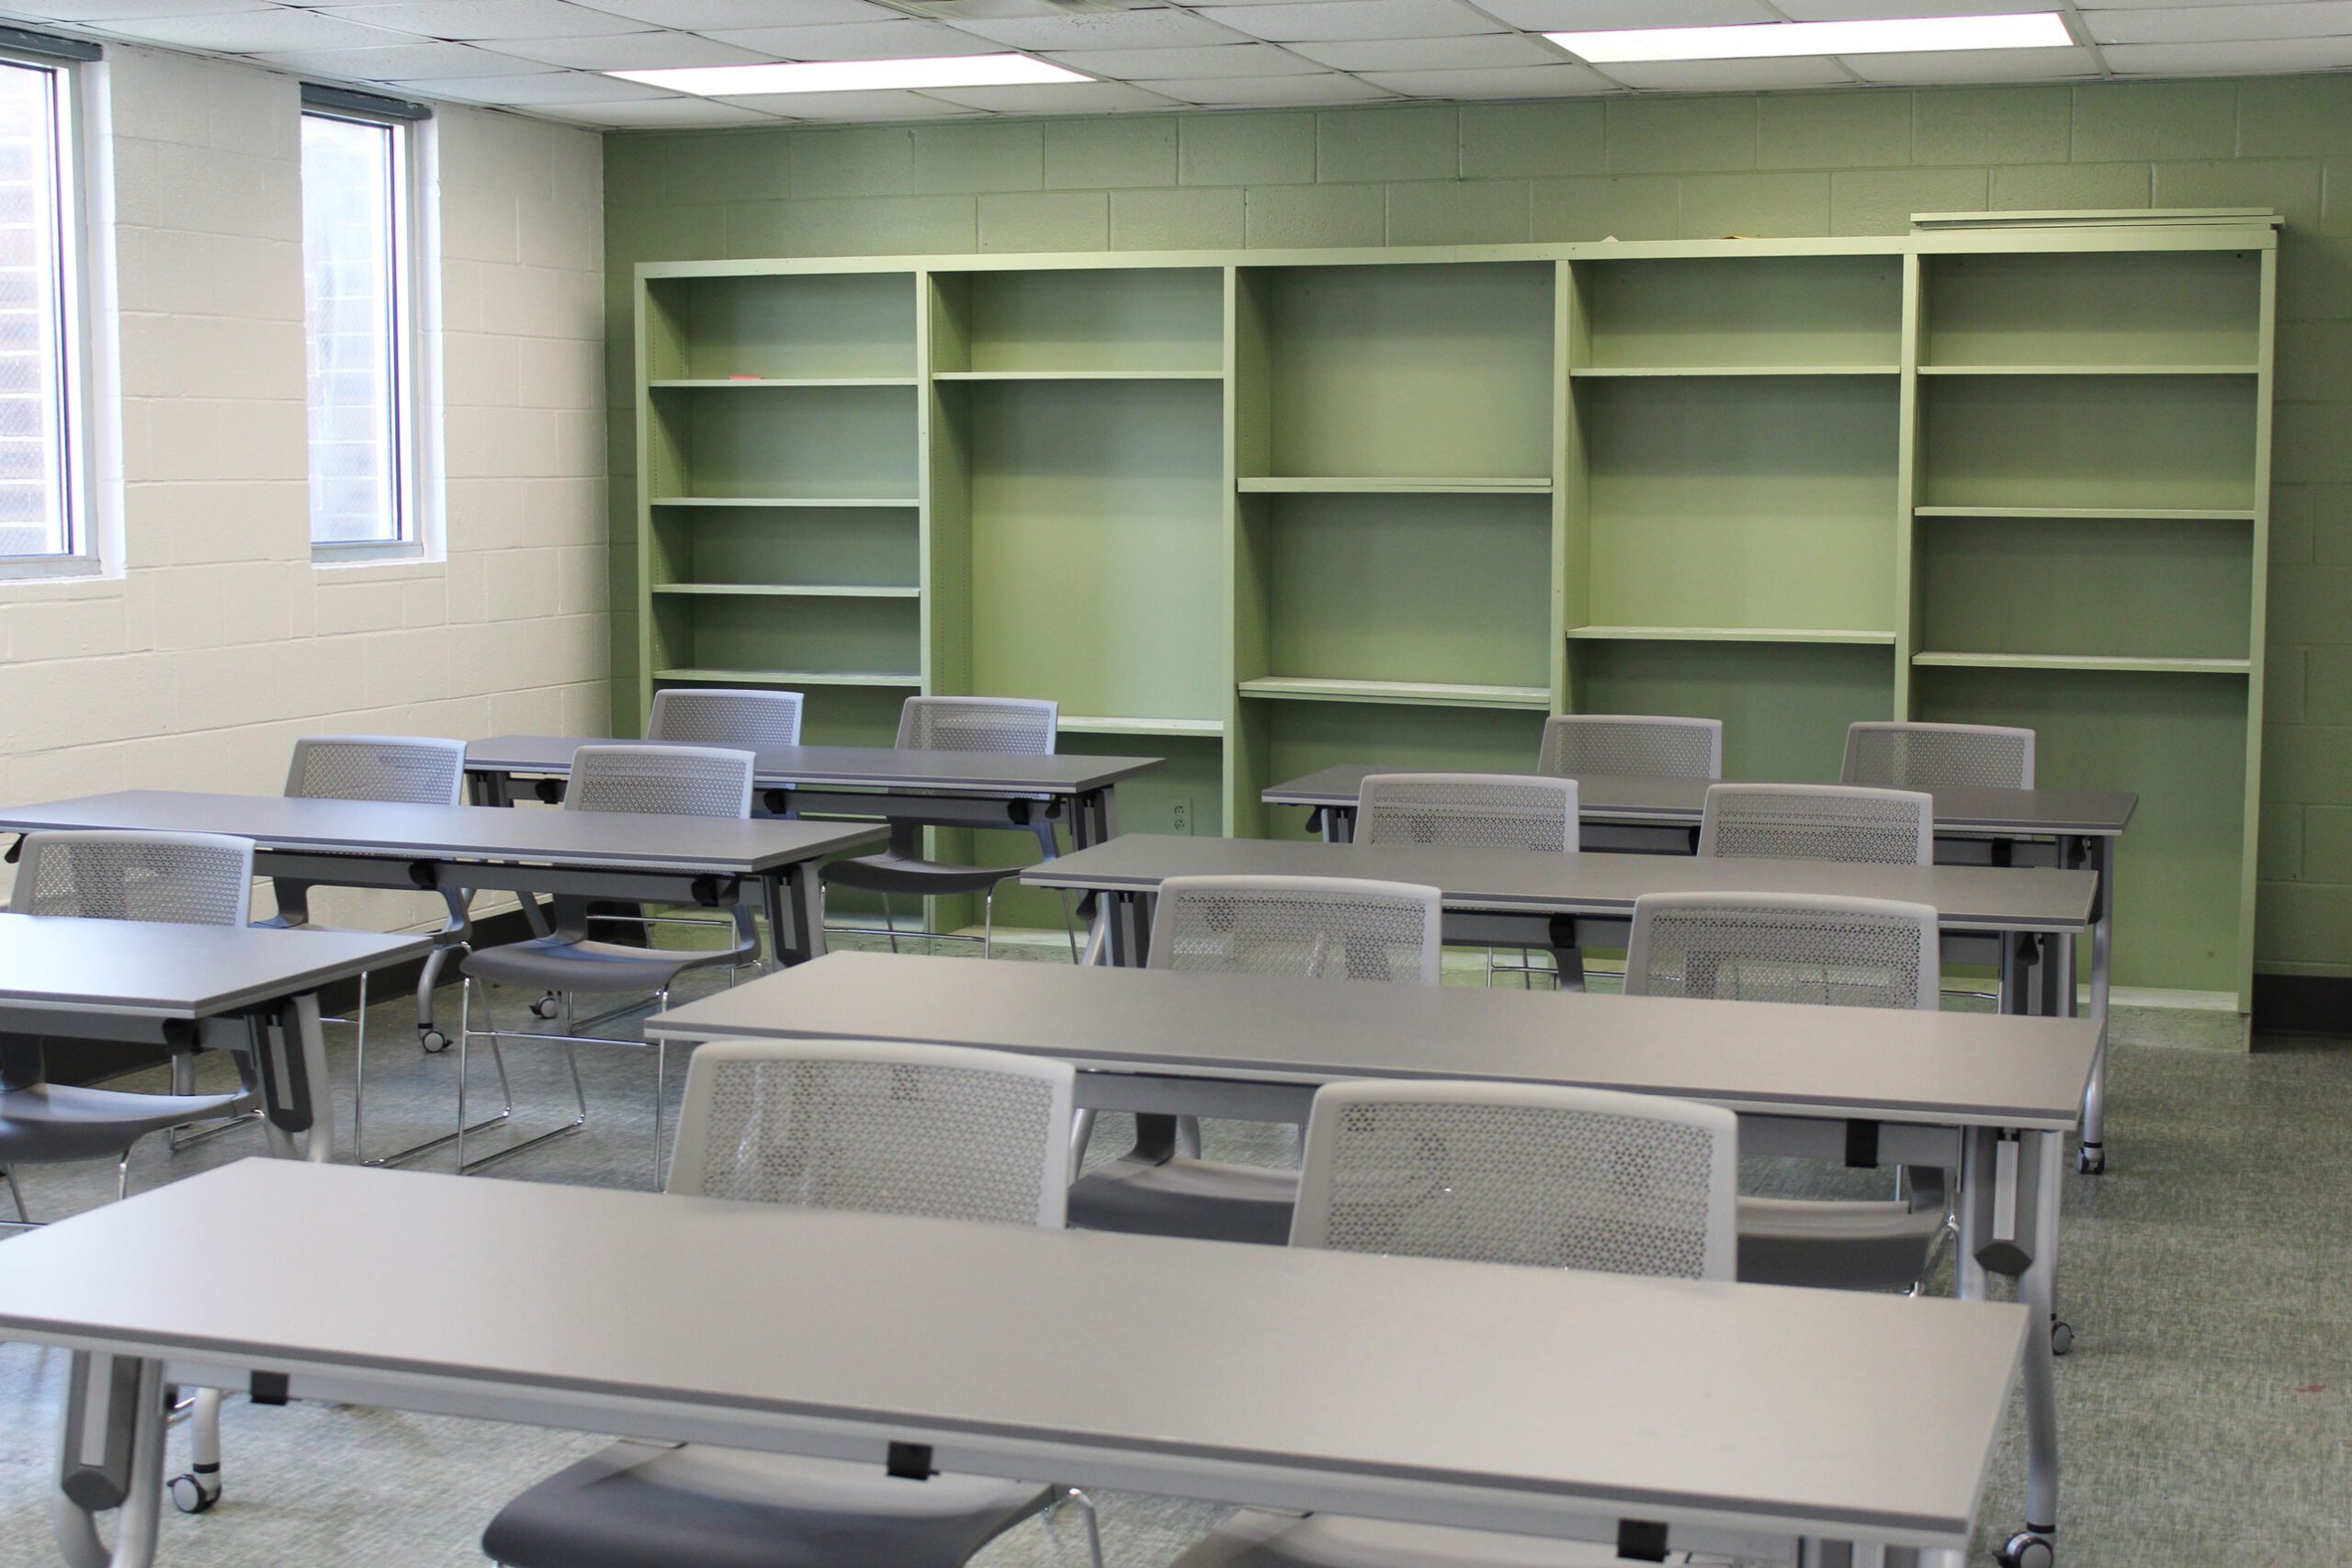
[0,46,608,932]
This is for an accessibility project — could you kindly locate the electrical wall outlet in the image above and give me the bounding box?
[1170,798,1193,836]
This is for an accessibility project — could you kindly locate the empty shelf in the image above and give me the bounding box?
[648,377,919,389]
[653,668,925,688]
[1238,677,1552,710]
[649,496,922,509]
[1238,477,1552,495]
[1911,652,2251,675]
[1057,716,1227,738]
[1916,364,2259,378]
[1914,505,2257,522]
[1572,365,1900,378]
[933,370,1222,381]
[1569,626,1897,645]
[650,584,922,599]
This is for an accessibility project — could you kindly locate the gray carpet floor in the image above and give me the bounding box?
[3,933,2348,1566]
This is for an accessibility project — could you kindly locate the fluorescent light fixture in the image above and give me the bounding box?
[610,53,1091,96]
[1546,12,2072,63]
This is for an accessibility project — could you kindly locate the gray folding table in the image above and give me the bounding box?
[6,1159,2029,1568]
[651,949,2090,1555]
[0,914,432,1168]
[1267,765,2136,1173]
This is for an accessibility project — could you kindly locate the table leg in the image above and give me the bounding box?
[1082,896,1112,967]
[290,993,334,1166]
[763,869,826,967]
[2080,836,2113,1176]
[469,769,514,807]
[1953,1127,1991,1305]
[2014,1128,2064,1555]
[53,1353,165,1568]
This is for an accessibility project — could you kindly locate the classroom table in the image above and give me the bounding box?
[1265,765,2136,1173]
[6,1159,2030,1568]
[650,948,2088,1553]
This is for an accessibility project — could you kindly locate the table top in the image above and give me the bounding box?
[650,953,2098,1131]
[467,736,1163,795]
[0,914,430,1019]
[1024,836,2099,934]
[0,792,882,875]
[0,1160,2025,1548]
[1263,767,2138,838]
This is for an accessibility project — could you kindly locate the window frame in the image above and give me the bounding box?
[301,102,424,564]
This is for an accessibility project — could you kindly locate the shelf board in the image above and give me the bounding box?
[1914,505,2257,522]
[1911,651,2251,675]
[1569,626,1897,646]
[1572,365,1900,378]
[933,369,1223,382]
[1238,677,1552,711]
[650,583,922,600]
[649,497,922,510]
[649,377,919,389]
[1916,364,2260,378]
[1057,715,1227,739]
[652,668,925,688]
[1238,477,1553,495]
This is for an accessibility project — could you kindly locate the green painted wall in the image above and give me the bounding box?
[604,75,2352,982]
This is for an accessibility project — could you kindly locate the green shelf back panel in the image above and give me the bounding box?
[1918,375,2257,513]
[649,592,921,680]
[1255,262,1554,480]
[958,378,1228,721]
[939,267,1224,375]
[1578,255,1903,370]
[1261,703,1550,844]
[1261,491,1553,689]
[1917,514,2253,661]
[1915,664,2247,993]
[648,504,919,590]
[647,383,920,502]
[1569,638,1895,784]
[1921,250,2260,368]
[1582,377,1899,633]
[645,272,918,380]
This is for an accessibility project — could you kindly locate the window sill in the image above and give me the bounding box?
[313,545,435,575]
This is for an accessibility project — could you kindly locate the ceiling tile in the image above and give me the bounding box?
[1288,31,1565,69]
[101,6,406,50]
[1597,56,1853,90]
[725,86,981,118]
[1358,61,1617,95]
[317,0,654,40]
[564,0,890,26]
[1842,43,2102,80]
[254,39,548,75]
[1043,42,1325,77]
[1473,0,1775,27]
[938,7,1248,50]
[2103,35,2352,68]
[531,94,783,125]
[1203,0,1503,43]
[2086,3,2352,43]
[1146,71,1396,104]
[916,79,1186,112]
[13,0,272,20]
[482,28,771,67]
[1773,0,2054,17]
[698,18,1004,58]
[390,66,673,100]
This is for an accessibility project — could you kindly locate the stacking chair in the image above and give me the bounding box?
[1625,891,1950,1292]
[1358,771,1580,988]
[482,1038,1098,1568]
[1068,875,1442,1246]
[1841,720,2035,791]
[1537,714,1723,779]
[456,745,760,1186]
[1168,1080,1738,1568]
[1698,783,1934,867]
[648,686,804,748]
[820,695,1076,960]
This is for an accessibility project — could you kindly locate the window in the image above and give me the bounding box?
[301,108,414,556]
[0,52,85,572]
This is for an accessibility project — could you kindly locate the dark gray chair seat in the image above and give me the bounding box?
[461,936,743,995]
[1736,1194,1949,1292]
[0,1082,251,1166]
[1067,1154,1296,1247]
[483,1442,1052,1568]
[820,852,1026,898]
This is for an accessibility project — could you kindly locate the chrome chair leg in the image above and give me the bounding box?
[880,892,899,954]
[650,991,670,1190]
[117,1145,134,1202]
[982,888,997,961]
[2,1166,27,1224]
[1059,891,1080,964]
[1048,1486,1106,1568]
[364,976,513,1168]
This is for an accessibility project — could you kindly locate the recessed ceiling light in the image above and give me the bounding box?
[609,53,1091,96]
[1546,12,2073,63]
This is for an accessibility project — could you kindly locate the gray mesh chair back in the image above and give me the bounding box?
[1292,1081,1737,1280]
[668,1039,1076,1226]
[1698,783,1934,866]
[562,744,754,818]
[897,695,1057,754]
[648,687,804,749]
[1149,875,1442,986]
[10,831,254,927]
[1538,714,1723,780]
[1842,721,2035,791]
[1625,892,1939,1011]
[1357,773,1578,854]
[284,736,468,805]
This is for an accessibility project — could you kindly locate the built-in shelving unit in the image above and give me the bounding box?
[632,219,2278,1008]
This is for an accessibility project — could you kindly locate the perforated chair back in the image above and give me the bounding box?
[1698,784,1933,866]
[1625,892,1939,1012]
[1149,874,1442,986]
[897,695,1057,755]
[1292,1081,1737,1281]
[1842,721,2034,791]
[1357,773,1578,854]
[562,744,753,819]
[1538,715,1723,780]
[667,1038,1076,1227]
[10,831,254,927]
[649,688,804,749]
[284,735,468,806]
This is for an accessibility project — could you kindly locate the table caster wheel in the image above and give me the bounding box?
[530,993,560,1020]
[168,1470,220,1514]
[2051,1319,2075,1357]
[418,1027,450,1055]
[2075,1145,2104,1175]
[1998,1529,2053,1568]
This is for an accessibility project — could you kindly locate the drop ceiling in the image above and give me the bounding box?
[6,0,2348,129]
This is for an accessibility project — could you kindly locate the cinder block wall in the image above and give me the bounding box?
[604,77,2352,980]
